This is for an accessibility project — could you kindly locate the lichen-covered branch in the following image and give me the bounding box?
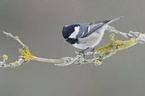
[0,26,145,68]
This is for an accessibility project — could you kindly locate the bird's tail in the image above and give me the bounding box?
[107,16,124,24]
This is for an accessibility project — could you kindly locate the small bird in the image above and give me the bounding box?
[62,17,122,54]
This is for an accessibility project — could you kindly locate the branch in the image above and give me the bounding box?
[0,26,145,68]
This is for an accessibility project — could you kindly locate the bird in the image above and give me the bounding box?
[62,16,123,55]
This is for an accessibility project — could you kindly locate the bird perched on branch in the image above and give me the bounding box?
[62,16,123,55]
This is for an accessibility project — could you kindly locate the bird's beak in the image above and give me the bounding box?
[64,39,68,43]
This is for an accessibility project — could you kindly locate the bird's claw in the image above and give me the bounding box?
[78,51,86,58]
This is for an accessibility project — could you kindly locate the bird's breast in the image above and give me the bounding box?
[72,25,107,49]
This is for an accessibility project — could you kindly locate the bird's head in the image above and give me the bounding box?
[62,24,80,44]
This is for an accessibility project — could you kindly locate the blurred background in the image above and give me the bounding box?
[0,0,145,96]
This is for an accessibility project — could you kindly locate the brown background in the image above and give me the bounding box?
[0,0,145,96]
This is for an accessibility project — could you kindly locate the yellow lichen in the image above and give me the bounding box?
[115,40,122,45]
[7,33,10,35]
[19,48,36,61]
[2,54,8,60]
[95,34,136,55]
[95,33,116,54]
[95,43,115,54]
[15,36,18,38]
[10,61,18,67]
[97,60,102,64]
[94,60,102,66]
[124,39,135,45]
[11,61,18,64]
[19,48,25,55]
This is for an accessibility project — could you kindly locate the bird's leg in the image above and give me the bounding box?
[91,47,96,58]
[79,47,89,58]
[91,47,95,52]
[98,56,103,62]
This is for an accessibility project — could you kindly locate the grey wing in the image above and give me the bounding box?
[78,20,110,38]
[78,16,123,38]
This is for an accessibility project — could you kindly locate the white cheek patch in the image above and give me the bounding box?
[69,26,80,39]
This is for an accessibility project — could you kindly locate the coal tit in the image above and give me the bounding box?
[62,17,122,53]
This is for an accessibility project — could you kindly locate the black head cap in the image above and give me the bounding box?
[62,24,80,39]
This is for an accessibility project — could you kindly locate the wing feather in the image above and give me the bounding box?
[78,16,123,38]
[79,20,110,38]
